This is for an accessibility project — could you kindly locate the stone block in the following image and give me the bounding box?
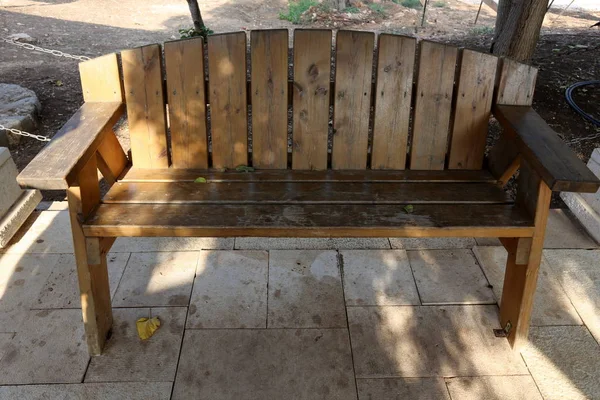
[0,148,41,248]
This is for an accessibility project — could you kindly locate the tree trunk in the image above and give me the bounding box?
[336,0,349,10]
[492,0,547,62]
[186,0,205,32]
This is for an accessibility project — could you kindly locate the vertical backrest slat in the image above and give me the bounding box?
[371,34,416,170]
[292,30,332,170]
[121,44,169,168]
[495,58,538,106]
[410,41,458,170]
[207,32,248,169]
[79,53,123,103]
[332,30,375,170]
[164,38,208,169]
[448,50,498,170]
[251,29,289,169]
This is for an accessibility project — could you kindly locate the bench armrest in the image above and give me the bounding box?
[493,104,600,193]
[17,102,124,190]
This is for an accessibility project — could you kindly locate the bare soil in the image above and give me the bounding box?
[0,0,599,202]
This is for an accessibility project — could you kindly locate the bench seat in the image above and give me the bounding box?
[82,169,534,238]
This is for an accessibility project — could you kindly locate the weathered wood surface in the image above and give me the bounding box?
[291,30,332,170]
[371,34,416,170]
[494,105,600,193]
[496,59,537,106]
[332,30,374,169]
[97,131,129,186]
[103,181,511,204]
[84,203,534,238]
[251,30,289,169]
[500,159,552,349]
[164,37,208,169]
[17,102,124,190]
[122,44,169,168]
[208,32,248,169]
[410,41,458,170]
[121,168,497,183]
[79,53,123,103]
[448,50,498,169]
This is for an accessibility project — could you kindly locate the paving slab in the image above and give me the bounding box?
[474,237,503,246]
[187,250,268,329]
[390,237,476,250]
[445,376,543,400]
[235,237,390,250]
[112,252,198,307]
[348,305,528,378]
[85,307,186,382]
[340,250,420,306]
[544,209,597,249]
[34,253,129,309]
[0,333,14,363]
[0,382,173,400]
[0,309,88,384]
[544,250,600,343]
[0,253,59,332]
[473,246,582,326]
[356,378,450,400]
[110,236,233,252]
[268,250,346,328]
[172,329,356,400]
[522,326,600,400]
[408,249,495,305]
[0,211,73,254]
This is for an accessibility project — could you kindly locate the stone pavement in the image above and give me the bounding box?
[0,203,599,399]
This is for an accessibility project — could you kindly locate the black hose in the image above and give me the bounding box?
[565,81,600,127]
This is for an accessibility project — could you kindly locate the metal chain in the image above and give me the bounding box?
[0,125,51,142]
[567,130,600,145]
[1,38,91,61]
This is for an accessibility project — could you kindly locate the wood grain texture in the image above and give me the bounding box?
[121,168,497,183]
[371,34,416,170]
[495,58,538,106]
[501,159,552,349]
[97,130,129,185]
[67,164,112,356]
[121,44,169,168]
[251,30,288,169]
[410,41,458,170]
[103,181,511,205]
[84,203,534,238]
[494,105,600,193]
[17,102,124,190]
[79,53,123,103]
[164,37,208,169]
[332,30,375,170]
[448,50,498,169]
[208,32,248,169]
[292,30,332,170]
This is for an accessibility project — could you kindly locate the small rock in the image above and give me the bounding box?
[6,33,37,44]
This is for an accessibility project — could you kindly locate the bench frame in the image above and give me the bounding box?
[17,30,600,356]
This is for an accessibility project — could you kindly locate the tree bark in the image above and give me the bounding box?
[186,0,205,32]
[336,0,349,10]
[492,0,547,62]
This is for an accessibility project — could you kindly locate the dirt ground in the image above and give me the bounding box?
[0,0,599,202]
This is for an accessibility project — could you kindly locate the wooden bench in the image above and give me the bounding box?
[17,29,600,356]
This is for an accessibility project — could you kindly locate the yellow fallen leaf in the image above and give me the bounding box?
[136,316,161,340]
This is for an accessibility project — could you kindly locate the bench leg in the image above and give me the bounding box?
[499,166,551,350]
[67,188,113,356]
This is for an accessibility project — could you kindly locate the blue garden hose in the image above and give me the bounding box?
[565,81,600,127]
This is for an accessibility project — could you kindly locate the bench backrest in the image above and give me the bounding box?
[79,29,538,171]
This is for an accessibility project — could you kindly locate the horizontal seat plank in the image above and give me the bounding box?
[121,168,497,183]
[83,203,534,238]
[103,181,511,205]
[493,105,600,193]
[17,102,124,190]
